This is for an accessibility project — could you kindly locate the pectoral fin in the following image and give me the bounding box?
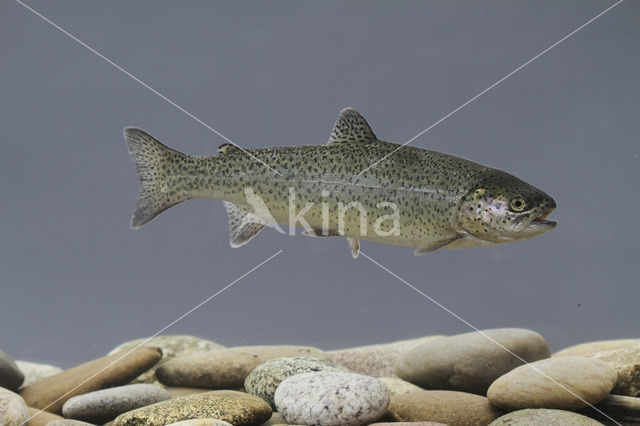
[223,201,266,248]
[414,235,462,255]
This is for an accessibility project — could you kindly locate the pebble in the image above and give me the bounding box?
[377,376,425,395]
[61,383,170,423]
[259,412,286,425]
[369,423,448,426]
[396,328,550,394]
[46,420,96,426]
[20,346,162,414]
[0,350,25,392]
[487,356,618,410]
[27,406,65,426]
[230,345,328,361]
[165,420,233,426]
[488,408,603,425]
[162,386,210,398]
[15,361,63,389]
[109,335,224,384]
[554,339,640,397]
[0,387,30,426]
[244,357,348,407]
[157,346,327,389]
[274,371,390,426]
[327,336,444,377]
[387,389,502,425]
[113,390,272,426]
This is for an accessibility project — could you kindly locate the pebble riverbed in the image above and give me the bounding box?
[1,329,640,426]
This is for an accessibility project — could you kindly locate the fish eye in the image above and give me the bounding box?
[510,197,526,212]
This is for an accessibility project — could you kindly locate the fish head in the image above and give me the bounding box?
[456,170,557,243]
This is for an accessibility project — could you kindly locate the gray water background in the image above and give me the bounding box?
[1,1,638,368]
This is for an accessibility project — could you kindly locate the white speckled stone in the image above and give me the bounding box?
[62,383,170,423]
[274,371,389,426]
[245,357,349,407]
[0,387,30,426]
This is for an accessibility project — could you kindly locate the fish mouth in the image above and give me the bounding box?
[527,208,557,230]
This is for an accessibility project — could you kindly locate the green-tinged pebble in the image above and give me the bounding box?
[113,390,271,426]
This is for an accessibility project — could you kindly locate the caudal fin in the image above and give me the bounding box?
[124,127,189,229]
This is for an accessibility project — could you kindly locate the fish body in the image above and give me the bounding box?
[125,108,556,257]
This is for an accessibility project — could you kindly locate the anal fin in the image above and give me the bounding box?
[347,238,360,259]
[223,201,266,248]
[414,235,462,255]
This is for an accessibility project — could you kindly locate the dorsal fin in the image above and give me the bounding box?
[328,108,377,144]
[218,143,240,154]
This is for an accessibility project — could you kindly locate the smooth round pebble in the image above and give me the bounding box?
[0,350,25,391]
[62,383,170,423]
[396,328,550,394]
[387,389,502,425]
[157,346,327,389]
[165,420,233,426]
[15,361,63,389]
[554,339,640,397]
[0,387,30,426]
[369,423,448,426]
[109,335,224,384]
[45,420,96,426]
[274,371,390,426]
[487,356,618,410]
[27,406,65,426]
[162,386,209,398]
[21,347,162,415]
[377,376,425,395]
[488,408,604,425]
[327,336,444,377]
[113,390,272,426]
[245,357,348,407]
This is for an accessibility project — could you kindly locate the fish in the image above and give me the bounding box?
[124,108,556,258]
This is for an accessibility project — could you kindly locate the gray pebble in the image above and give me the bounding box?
[0,350,24,391]
[61,383,170,423]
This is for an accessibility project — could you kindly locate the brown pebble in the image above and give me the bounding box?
[20,346,162,414]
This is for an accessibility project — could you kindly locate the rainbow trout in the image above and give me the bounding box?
[124,108,556,257]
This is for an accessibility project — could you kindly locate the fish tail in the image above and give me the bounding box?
[124,127,190,229]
